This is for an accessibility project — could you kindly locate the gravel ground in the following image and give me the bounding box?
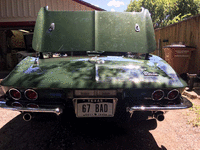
[150,99,200,150]
[0,84,199,150]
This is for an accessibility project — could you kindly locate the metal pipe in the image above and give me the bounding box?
[154,111,164,121]
[23,113,32,121]
[157,113,164,121]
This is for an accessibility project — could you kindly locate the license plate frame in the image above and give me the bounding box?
[73,98,118,117]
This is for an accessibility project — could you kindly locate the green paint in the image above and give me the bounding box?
[32,7,156,53]
[32,8,95,52]
[1,56,187,89]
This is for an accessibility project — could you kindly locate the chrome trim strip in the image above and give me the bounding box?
[167,89,179,100]
[9,88,21,100]
[95,64,99,82]
[0,101,62,115]
[74,90,117,97]
[24,89,38,100]
[126,97,192,112]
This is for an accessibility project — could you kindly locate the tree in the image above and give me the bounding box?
[126,0,200,28]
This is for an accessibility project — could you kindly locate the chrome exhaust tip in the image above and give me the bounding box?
[154,111,165,122]
[23,113,32,122]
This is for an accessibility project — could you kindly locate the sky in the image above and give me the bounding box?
[84,0,132,12]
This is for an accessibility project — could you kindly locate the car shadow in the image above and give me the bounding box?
[0,113,167,150]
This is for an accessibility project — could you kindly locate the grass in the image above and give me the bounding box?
[188,104,200,127]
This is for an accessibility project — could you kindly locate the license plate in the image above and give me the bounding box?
[73,98,117,117]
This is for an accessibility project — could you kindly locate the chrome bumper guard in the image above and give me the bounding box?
[126,97,193,113]
[0,100,63,115]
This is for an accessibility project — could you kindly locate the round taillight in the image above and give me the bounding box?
[25,89,38,100]
[27,103,39,108]
[12,102,23,107]
[152,90,164,101]
[9,89,21,100]
[167,89,179,100]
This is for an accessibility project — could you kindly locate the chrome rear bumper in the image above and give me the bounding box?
[126,96,193,113]
[0,100,63,115]
[0,96,192,116]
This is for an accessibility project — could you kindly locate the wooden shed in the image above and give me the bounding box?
[0,0,105,70]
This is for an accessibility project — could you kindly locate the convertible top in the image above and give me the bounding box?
[32,7,156,53]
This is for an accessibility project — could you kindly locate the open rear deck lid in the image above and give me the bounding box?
[32,7,156,53]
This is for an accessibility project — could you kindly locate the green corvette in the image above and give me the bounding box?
[0,7,192,122]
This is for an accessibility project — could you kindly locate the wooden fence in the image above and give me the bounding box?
[154,14,200,74]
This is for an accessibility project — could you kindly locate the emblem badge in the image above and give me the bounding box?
[143,71,158,76]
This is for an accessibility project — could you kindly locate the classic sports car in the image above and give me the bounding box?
[0,7,192,122]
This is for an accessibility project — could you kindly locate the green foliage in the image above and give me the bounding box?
[166,13,192,26]
[189,104,200,127]
[126,0,200,28]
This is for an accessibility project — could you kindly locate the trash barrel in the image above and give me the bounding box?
[163,44,196,75]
